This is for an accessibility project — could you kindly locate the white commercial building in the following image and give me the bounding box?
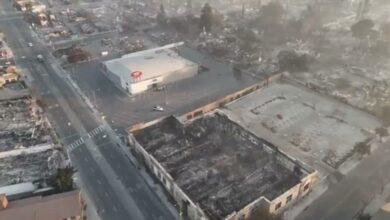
[102,43,198,95]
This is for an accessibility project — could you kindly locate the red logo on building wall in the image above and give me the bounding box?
[131,71,143,81]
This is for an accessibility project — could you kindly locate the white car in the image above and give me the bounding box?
[37,54,44,62]
[28,42,33,47]
[153,106,164,112]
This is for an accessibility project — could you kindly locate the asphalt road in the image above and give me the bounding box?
[0,2,176,220]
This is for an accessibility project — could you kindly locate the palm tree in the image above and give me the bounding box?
[55,166,75,192]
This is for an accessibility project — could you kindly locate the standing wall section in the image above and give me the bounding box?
[128,134,209,220]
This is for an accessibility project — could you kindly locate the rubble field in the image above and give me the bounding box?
[0,149,64,186]
[0,97,52,152]
[289,63,390,123]
[281,0,390,123]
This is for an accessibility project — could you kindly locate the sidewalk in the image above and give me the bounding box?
[109,130,179,219]
[73,172,101,220]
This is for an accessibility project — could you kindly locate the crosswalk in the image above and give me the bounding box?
[67,125,105,152]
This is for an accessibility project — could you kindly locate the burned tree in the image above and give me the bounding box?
[67,47,90,63]
[354,139,371,156]
[170,17,189,34]
[156,3,167,26]
[375,127,389,138]
[277,50,309,72]
[199,3,213,32]
[351,19,375,40]
[381,22,390,42]
[259,1,284,27]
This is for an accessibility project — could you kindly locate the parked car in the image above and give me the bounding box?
[153,106,164,112]
[37,54,44,62]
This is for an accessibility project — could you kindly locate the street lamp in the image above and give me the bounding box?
[164,85,168,105]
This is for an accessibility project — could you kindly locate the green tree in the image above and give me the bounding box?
[199,3,213,32]
[54,167,75,193]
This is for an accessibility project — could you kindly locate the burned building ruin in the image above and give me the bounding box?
[130,112,317,220]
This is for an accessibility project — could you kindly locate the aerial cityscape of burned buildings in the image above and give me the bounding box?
[0,0,389,220]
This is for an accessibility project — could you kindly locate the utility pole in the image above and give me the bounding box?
[356,0,370,21]
[242,1,246,18]
[92,90,96,108]
[164,85,168,105]
[186,0,192,15]
[258,0,262,13]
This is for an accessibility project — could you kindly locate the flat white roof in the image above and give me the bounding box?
[104,44,197,83]
[0,182,36,197]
